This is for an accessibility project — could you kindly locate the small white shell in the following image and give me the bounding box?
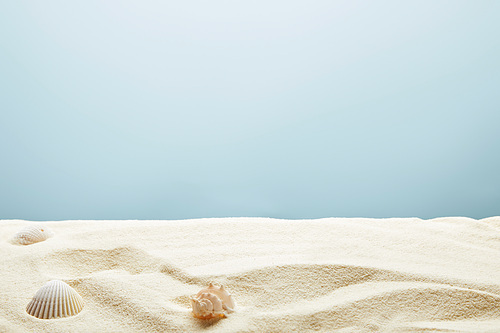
[26,280,84,319]
[11,225,54,245]
[190,283,236,319]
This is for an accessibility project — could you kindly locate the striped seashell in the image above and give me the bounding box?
[26,280,84,319]
[11,225,53,245]
[190,283,236,319]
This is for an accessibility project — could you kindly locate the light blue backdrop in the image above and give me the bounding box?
[1,1,499,220]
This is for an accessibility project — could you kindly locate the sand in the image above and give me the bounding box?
[1,217,499,332]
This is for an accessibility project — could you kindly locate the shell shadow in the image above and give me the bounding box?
[190,315,224,328]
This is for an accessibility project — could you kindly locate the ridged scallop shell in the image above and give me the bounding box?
[26,280,84,319]
[190,283,236,319]
[11,225,54,245]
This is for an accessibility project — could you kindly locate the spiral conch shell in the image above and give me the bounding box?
[190,283,236,319]
[11,225,54,245]
[26,280,84,319]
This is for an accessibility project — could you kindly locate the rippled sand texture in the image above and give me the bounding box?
[1,217,499,332]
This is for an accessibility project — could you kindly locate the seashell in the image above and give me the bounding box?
[26,280,84,319]
[190,283,236,319]
[11,225,54,245]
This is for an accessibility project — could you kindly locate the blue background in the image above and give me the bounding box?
[1,1,499,220]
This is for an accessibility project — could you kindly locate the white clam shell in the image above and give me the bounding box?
[190,283,236,319]
[26,280,84,319]
[11,225,54,245]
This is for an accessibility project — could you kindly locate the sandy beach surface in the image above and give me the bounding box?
[1,217,499,332]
